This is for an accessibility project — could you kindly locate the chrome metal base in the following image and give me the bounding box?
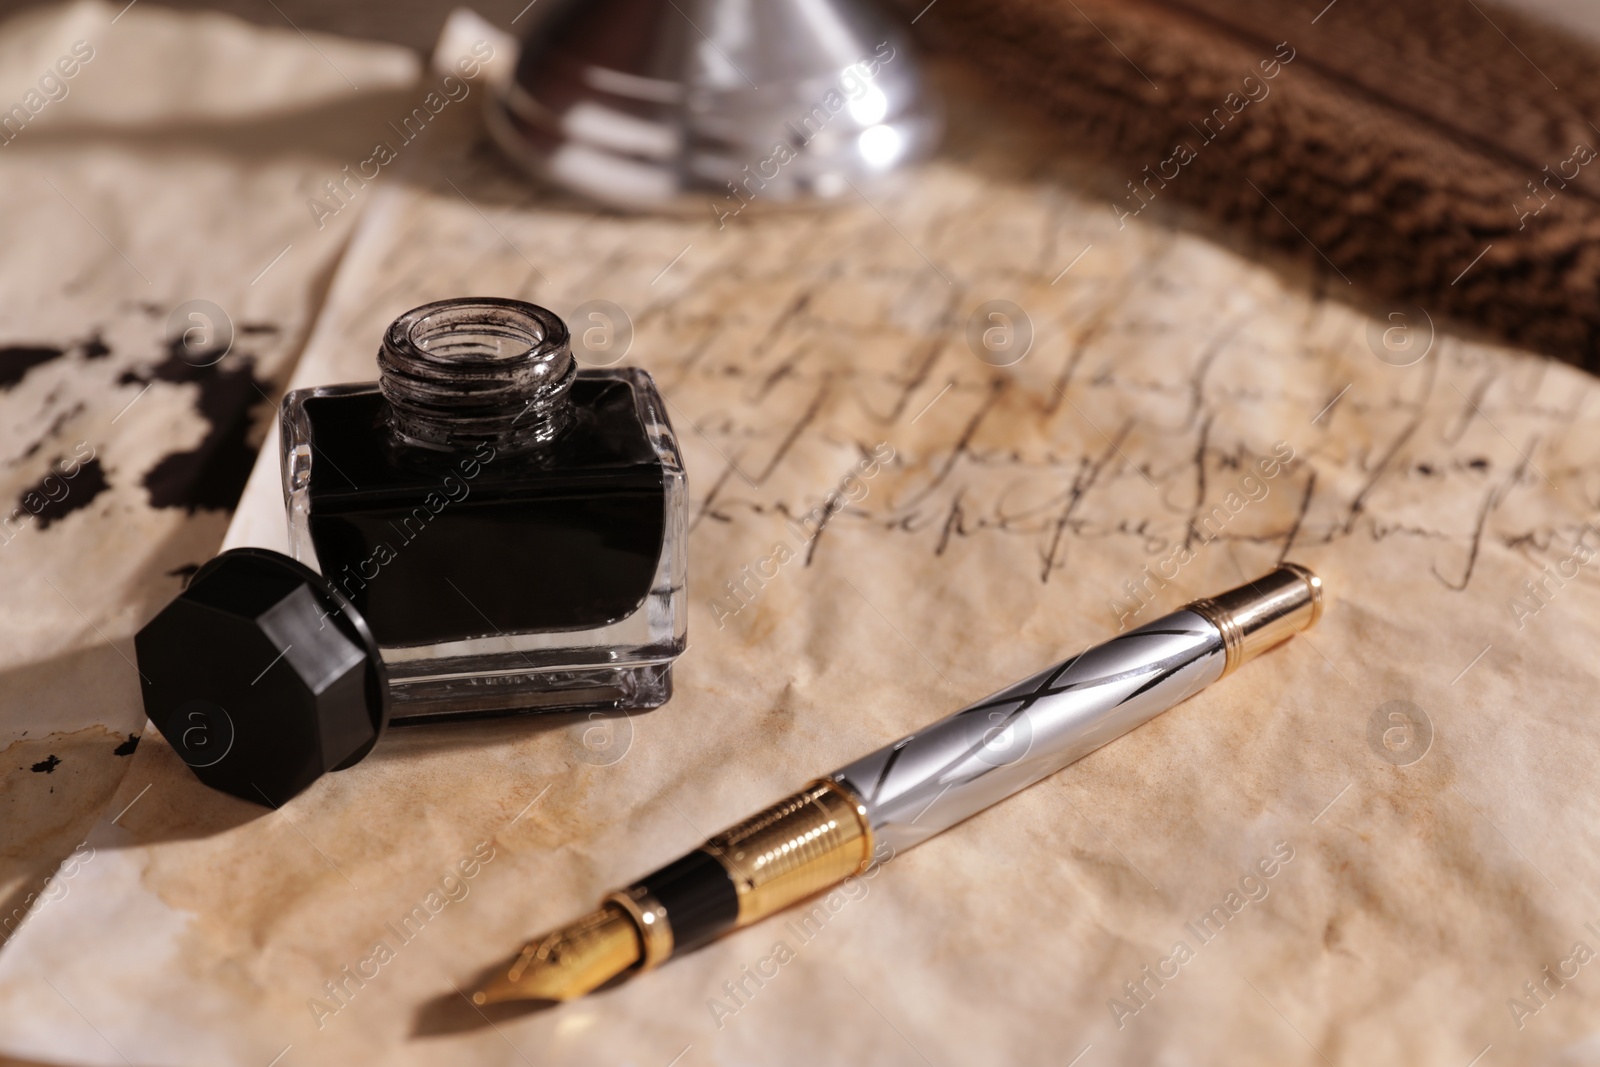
[488,0,940,214]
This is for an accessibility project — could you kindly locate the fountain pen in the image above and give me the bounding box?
[473,564,1323,1004]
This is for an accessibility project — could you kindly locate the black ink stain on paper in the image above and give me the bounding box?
[82,333,111,360]
[0,346,65,389]
[121,333,277,513]
[18,457,109,529]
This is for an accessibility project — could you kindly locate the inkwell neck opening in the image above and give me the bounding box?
[378,298,576,453]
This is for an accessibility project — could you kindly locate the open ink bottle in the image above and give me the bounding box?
[135,298,685,806]
[280,297,687,722]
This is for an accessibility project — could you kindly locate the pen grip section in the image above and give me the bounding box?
[705,779,874,925]
[627,849,739,957]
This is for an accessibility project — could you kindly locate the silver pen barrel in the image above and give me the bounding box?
[833,564,1322,850]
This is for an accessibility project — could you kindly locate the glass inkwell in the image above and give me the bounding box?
[282,296,686,718]
[134,298,687,805]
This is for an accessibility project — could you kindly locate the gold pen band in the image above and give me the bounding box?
[1187,562,1322,676]
[608,778,875,963]
[604,885,673,970]
[704,778,875,925]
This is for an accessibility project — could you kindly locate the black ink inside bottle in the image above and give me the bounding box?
[301,377,665,646]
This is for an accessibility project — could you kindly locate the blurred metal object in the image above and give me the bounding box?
[486,0,939,215]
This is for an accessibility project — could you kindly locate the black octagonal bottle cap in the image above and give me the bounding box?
[134,548,390,807]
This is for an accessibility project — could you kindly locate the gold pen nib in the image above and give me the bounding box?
[472,904,642,1005]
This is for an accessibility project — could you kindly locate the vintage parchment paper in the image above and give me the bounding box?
[5,7,1600,1067]
[0,0,418,991]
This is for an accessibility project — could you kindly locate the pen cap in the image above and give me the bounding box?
[1186,563,1323,675]
[133,548,390,807]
